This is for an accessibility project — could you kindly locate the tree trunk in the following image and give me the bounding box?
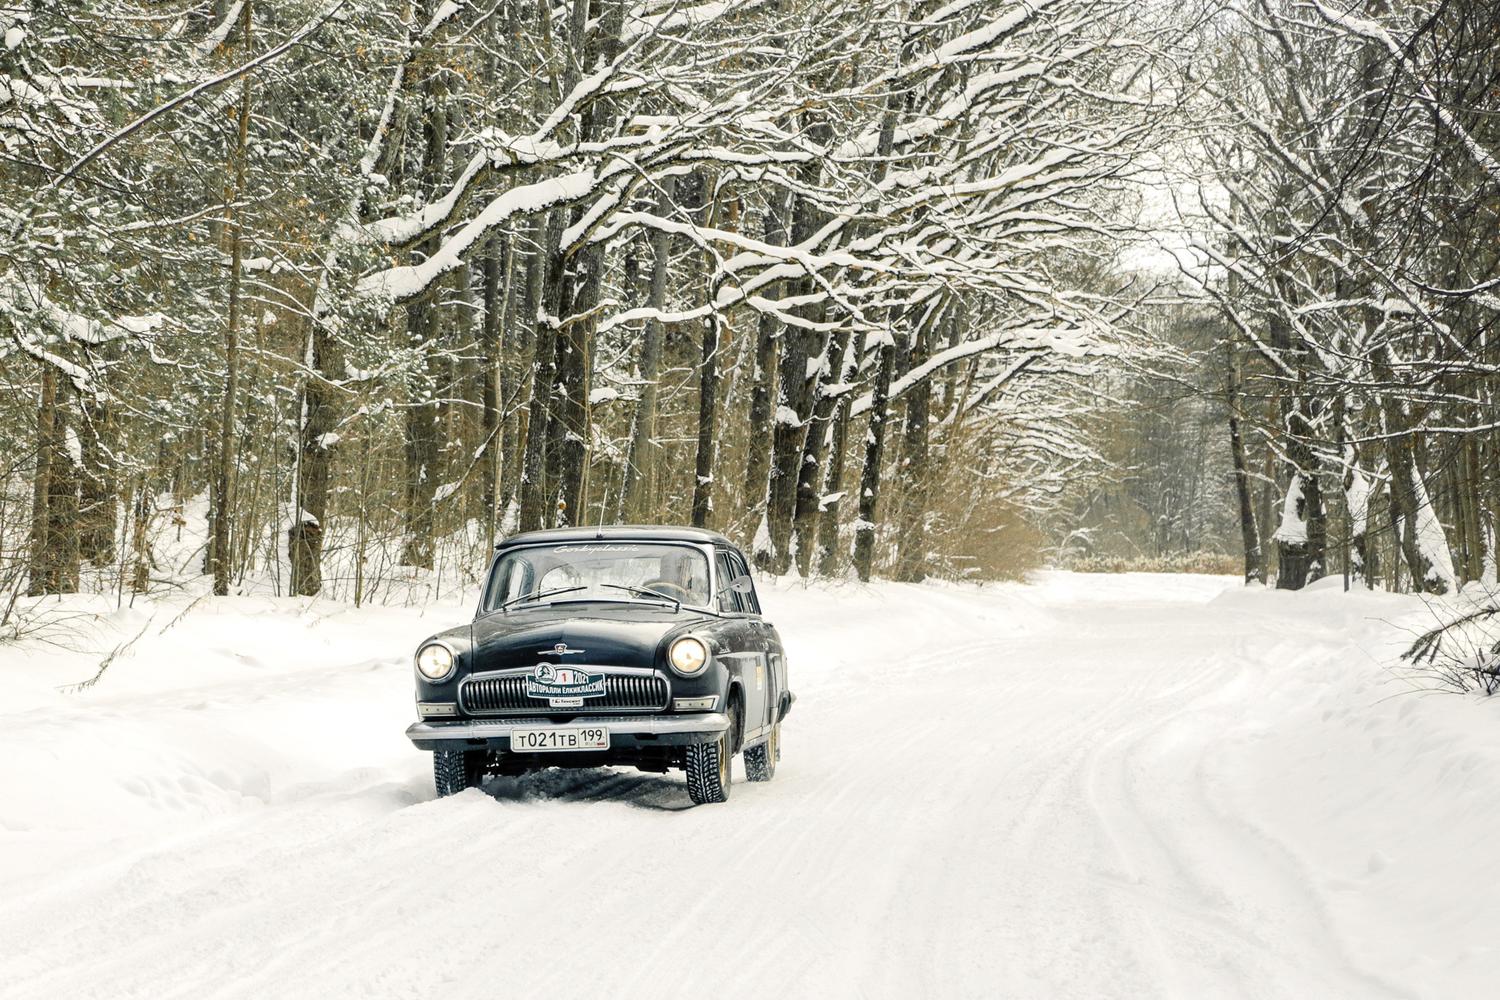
[1272,394,1325,591]
[1384,425,1444,593]
[815,329,864,576]
[45,395,80,594]
[476,2,516,545]
[1262,279,1325,592]
[130,479,152,594]
[211,0,252,596]
[519,213,564,531]
[765,124,829,573]
[401,15,450,567]
[531,0,625,529]
[692,307,720,528]
[1224,340,1264,584]
[852,326,898,582]
[622,177,675,522]
[27,375,81,595]
[692,174,724,529]
[479,232,507,548]
[1272,475,1318,590]
[742,193,788,544]
[547,245,600,527]
[497,224,528,532]
[892,321,933,582]
[401,307,443,568]
[766,317,813,574]
[1459,434,1485,583]
[550,0,624,527]
[289,318,338,596]
[790,324,846,576]
[77,395,115,565]
[27,369,57,596]
[1333,393,1372,586]
[1373,341,1451,594]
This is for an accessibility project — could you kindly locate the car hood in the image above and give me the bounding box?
[468,604,712,672]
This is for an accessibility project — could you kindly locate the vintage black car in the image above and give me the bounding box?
[406,526,793,805]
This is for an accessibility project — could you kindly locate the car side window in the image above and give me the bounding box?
[728,551,759,614]
[715,551,743,613]
[490,557,532,606]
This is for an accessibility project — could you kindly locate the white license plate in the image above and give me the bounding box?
[509,726,609,752]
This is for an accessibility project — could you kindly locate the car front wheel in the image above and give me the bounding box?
[433,749,485,797]
[685,703,737,804]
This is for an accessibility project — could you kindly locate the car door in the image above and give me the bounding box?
[737,549,788,722]
[726,547,783,735]
[715,547,771,739]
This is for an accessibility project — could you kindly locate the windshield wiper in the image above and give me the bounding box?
[597,585,727,617]
[498,585,586,611]
[599,583,683,611]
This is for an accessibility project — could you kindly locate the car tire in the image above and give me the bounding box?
[434,749,485,797]
[685,701,737,805]
[744,722,779,782]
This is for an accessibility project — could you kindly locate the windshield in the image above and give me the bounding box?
[483,542,711,611]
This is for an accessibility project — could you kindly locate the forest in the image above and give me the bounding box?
[2,0,1497,617]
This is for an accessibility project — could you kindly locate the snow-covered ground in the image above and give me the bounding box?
[2,572,1497,999]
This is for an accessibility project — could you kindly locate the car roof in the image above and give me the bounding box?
[496,524,737,550]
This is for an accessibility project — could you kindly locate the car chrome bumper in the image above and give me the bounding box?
[405,712,731,752]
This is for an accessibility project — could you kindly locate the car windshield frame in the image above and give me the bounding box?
[479,540,717,615]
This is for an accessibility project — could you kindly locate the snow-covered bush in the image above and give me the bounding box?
[1404,596,1500,696]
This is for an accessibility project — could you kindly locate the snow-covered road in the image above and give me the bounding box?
[3,573,1497,999]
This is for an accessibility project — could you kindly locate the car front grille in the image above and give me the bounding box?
[459,670,670,715]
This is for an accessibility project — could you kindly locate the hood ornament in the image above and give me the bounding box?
[539,642,585,656]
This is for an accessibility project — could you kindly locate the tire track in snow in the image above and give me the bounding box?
[1074,619,1416,1000]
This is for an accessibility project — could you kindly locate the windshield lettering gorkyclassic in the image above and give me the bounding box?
[406,526,793,805]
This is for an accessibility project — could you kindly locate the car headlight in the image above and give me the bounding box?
[668,636,709,676]
[415,642,455,682]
